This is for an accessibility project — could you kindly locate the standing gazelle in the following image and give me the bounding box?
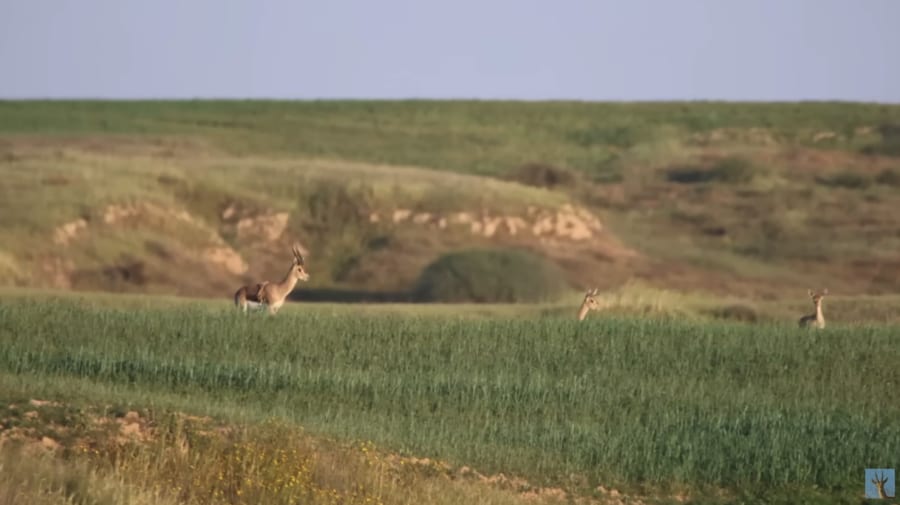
[234,245,310,315]
[872,470,895,499]
[577,288,604,321]
[797,288,828,329]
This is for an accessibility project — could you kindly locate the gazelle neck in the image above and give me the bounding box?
[577,303,590,321]
[274,266,299,294]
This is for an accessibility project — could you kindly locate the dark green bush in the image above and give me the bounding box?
[815,171,872,189]
[412,248,571,303]
[506,162,578,189]
[863,139,900,157]
[875,168,900,187]
[862,123,900,157]
[666,156,763,185]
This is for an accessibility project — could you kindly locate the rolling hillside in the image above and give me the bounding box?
[1,100,899,318]
[2,101,900,504]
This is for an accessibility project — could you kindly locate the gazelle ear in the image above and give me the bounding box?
[821,288,828,295]
[807,289,814,297]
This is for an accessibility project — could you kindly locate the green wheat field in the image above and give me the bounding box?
[1,295,898,504]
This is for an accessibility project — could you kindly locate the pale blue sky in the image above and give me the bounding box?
[1,0,898,101]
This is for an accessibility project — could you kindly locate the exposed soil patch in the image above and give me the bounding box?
[53,218,88,246]
[46,200,250,293]
[0,400,672,505]
[203,246,249,275]
[0,135,216,159]
[235,212,289,243]
[38,257,76,289]
[379,204,612,243]
[689,127,779,146]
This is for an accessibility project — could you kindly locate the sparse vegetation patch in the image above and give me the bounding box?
[816,170,873,189]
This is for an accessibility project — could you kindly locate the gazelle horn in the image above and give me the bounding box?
[292,245,305,265]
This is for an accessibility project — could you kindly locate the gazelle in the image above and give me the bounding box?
[577,288,604,321]
[872,470,895,499]
[797,288,828,329]
[234,245,310,315]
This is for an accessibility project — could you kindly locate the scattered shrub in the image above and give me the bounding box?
[815,171,872,189]
[666,157,763,185]
[590,160,625,184]
[863,139,900,157]
[708,157,762,184]
[567,125,645,148]
[666,166,712,184]
[875,168,900,187]
[412,248,570,303]
[592,171,624,184]
[506,162,578,189]
[862,123,900,157]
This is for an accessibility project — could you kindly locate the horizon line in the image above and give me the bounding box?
[2,96,900,105]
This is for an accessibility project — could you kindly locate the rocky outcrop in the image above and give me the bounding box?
[235,212,289,243]
[203,246,248,275]
[53,218,88,245]
[375,203,604,241]
[47,200,250,287]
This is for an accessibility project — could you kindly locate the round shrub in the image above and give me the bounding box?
[506,162,578,189]
[413,248,571,303]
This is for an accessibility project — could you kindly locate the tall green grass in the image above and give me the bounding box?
[1,299,898,496]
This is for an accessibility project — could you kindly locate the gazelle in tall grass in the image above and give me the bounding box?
[577,288,604,321]
[798,288,828,329]
[872,470,895,499]
[234,245,310,315]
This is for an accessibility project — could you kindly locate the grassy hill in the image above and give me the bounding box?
[1,100,899,320]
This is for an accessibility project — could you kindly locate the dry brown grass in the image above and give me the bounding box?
[1,400,667,505]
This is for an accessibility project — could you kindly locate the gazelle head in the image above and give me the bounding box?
[808,288,828,306]
[872,470,894,499]
[289,245,310,282]
[577,288,602,321]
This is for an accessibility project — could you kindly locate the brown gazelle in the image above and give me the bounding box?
[797,288,828,329]
[872,471,895,499]
[577,288,603,321]
[234,245,310,315]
